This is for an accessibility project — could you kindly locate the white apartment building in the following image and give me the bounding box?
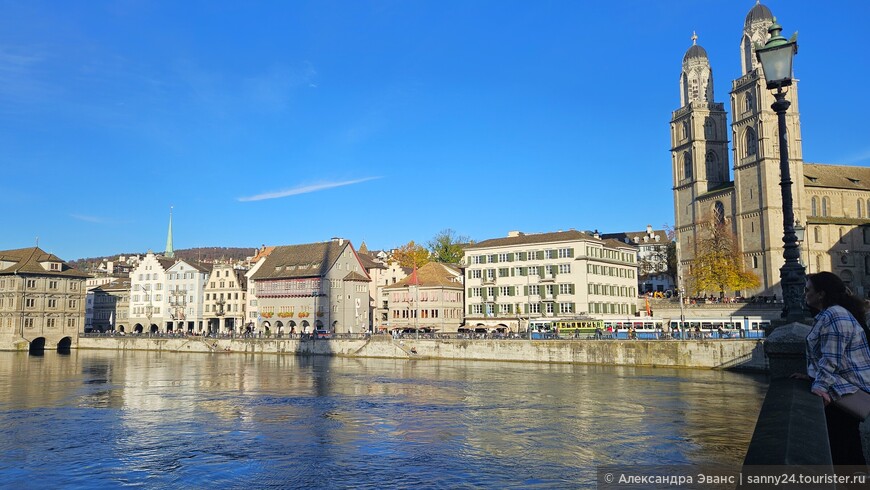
[463,230,639,332]
[129,252,175,334]
[165,260,209,333]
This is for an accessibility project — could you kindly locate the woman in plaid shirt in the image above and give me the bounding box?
[803,271,870,465]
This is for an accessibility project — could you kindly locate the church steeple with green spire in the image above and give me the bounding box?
[165,206,175,259]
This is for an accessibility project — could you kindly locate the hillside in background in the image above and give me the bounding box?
[69,247,257,272]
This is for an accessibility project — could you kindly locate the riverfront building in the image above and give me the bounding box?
[89,277,131,333]
[463,230,638,332]
[203,263,248,334]
[384,262,464,333]
[672,2,870,297]
[165,259,210,333]
[601,225,674,294]
[0,247,88,351]
[250,238,371,335]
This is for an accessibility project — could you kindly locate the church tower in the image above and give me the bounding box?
[730,2,804,294]
[165,206,175,259]
[671,33,731,276]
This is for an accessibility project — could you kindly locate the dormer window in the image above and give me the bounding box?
[50,263,60,271]
[848,178,861,184]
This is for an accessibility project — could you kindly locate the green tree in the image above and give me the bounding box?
[687,219,760,296]
[427,229,471,264]
[393,241,430,269]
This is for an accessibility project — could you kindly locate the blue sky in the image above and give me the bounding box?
[2,1,868,260]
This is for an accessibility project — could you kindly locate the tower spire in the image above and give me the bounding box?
[165,206,175,258]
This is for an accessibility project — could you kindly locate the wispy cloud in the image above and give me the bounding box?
[70,214,109,223]
[842,148,870,165]
[238,177,381,202]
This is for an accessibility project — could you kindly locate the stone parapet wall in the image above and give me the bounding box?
[77,336,768,371]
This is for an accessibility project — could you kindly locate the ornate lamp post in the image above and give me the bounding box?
[755,18,805,323]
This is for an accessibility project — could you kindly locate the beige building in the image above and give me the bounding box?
[204,264,248,334]
[250,238,371,336]
[672,2,870,298]
[463,230,638,332]
[384,262,464,333]
[0,247,88,352]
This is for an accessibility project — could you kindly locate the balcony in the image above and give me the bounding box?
[539,274,556,283]
[482,276,496,285]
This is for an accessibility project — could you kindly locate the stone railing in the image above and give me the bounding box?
[740,322,869,482]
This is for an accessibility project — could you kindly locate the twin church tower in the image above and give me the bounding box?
[671,2,870,297]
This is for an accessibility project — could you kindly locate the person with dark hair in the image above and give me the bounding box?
[799,271,870,465]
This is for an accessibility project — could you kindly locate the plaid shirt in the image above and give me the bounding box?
[807,304,870,398]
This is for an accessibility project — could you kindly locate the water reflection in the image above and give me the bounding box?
[0,351,766,488]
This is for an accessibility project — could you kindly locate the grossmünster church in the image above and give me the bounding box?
[672,2,870,298]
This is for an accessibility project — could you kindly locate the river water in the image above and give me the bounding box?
[0,350,767,489]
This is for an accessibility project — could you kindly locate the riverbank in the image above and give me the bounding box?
[76,335,768,371]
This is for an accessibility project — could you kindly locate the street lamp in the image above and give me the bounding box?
[755,18,805,323]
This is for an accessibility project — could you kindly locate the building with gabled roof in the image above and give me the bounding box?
[250,238,371,336]
[0,247,88,352]
[601,225,675,294]
[463,230,638,332]
[165,259,210,334]
[203,263,248,335]
[89,277,131,333]
[128,251,177,334]
[384,262,464,333]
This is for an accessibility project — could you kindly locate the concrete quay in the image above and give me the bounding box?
[76,335,768,371]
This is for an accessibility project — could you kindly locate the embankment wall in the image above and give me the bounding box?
[75,336,767,371]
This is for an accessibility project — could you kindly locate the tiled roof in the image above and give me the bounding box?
[343,271,370,282]
[0,247,89,278]
[357,252,386,270]
[385,262,463,289]
[251,246,276,262]
[96,278,132,291]
[804,163,870,191]
[466,230,633,251]
[251,241,348,280]
[600,230,668,245]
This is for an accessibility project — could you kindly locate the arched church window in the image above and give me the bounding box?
[713,201,725,224]
[683,151,692,180]
[839,227,846,244]
[745,128,757,157]
[811,196,818,217]
[865,256,870,275]
[822,197,830,217]
[745,92,754,112]
[682,121,689,140]
[866,199,870,219]
[865,227,870,244]
[859,199,864,219]
[814,226,821,243]
[706,152,719,181]
[704,118,715,139]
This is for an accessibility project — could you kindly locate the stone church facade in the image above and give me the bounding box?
[672,2,870,298]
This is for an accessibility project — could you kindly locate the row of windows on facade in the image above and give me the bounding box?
[21,318,77,329]
[469,247,634,264]
[469,264,636,280]
[680,150,725,182]
[391,308,463,319]
[389,291,462,303]
[468,283,636,298]
[469,302,578,315]
[0,278,80,291]
[810,196,870,219]
[468,301,635,316]
[0,298,78,309]
[678,117,718,141]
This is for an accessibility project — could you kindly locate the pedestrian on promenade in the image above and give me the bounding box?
[793,271,870,465]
